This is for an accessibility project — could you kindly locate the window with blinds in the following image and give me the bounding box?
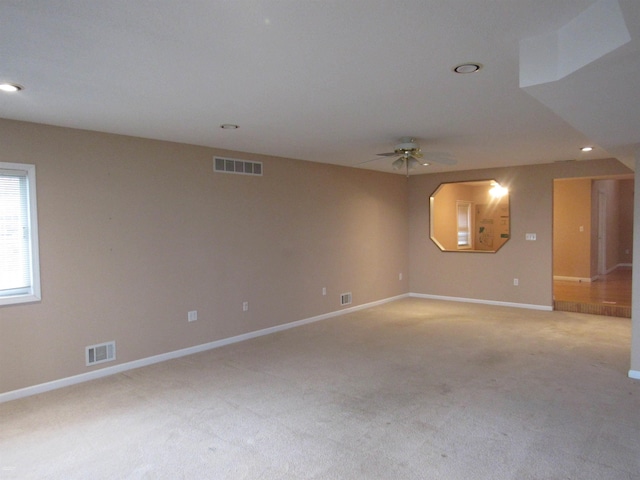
[0,163,40,305]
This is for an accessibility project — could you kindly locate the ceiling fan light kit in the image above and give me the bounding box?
[392,158,405,170]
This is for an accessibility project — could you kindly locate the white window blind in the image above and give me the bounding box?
[0,163,40,305]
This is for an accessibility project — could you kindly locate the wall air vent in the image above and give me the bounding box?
[340,292,352,306]
[214,157,263,176]
[86,341,116,366]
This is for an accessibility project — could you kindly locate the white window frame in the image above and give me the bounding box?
[0,162,41,306]
[456,200,473,250]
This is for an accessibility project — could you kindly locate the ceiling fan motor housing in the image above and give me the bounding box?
[395,144,420,155]
[394,138,420,154]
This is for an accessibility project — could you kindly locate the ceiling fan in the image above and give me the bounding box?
[361,137,456,176]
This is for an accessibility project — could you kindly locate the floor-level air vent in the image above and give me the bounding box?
[86,341,116,366]
[214,156,263,176]
[340,292,352,306]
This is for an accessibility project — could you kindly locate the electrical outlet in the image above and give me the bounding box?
[322,287,327,296]
[242,301,249,312]
[513,278,519,286]
[188,310,197,322]
[399,273,403,281]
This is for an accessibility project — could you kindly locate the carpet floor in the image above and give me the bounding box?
[1,298,639,479]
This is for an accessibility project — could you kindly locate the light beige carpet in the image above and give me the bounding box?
[1,298,639,479]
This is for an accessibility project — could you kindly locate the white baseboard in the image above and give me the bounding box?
[0,294,408,404]
[553,276,594,283]
[409,292,553,311]
[629,370,640,380]
[554,264,632,283]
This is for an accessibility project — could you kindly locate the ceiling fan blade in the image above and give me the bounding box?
[356,157,385,165]
[422,152,457,165]
[376,152,400,157]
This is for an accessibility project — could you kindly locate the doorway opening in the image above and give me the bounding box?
[552,176,633,317]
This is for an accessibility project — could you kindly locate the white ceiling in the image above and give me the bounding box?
[0,0,638,174]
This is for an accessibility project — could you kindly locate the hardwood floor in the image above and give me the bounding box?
[553,267,631,317]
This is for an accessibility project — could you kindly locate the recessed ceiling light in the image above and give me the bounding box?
[220,124,239,129]
[453,63,482,74]
[580,146,594,152]
[0,83,23,92]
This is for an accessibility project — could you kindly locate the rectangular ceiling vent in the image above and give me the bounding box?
[214,157,263,176]
[86,341,116,367]
[340,292,352,306]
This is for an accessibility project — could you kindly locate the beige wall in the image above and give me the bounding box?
[1,117,635,395]
[632,156,640,375]
[592,179,624,274]
[409,160,632,307]
[553,179,592,279]
[619,179,634,264]
[0,119,409,394]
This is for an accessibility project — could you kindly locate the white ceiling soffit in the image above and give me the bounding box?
[520,0,640,169]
